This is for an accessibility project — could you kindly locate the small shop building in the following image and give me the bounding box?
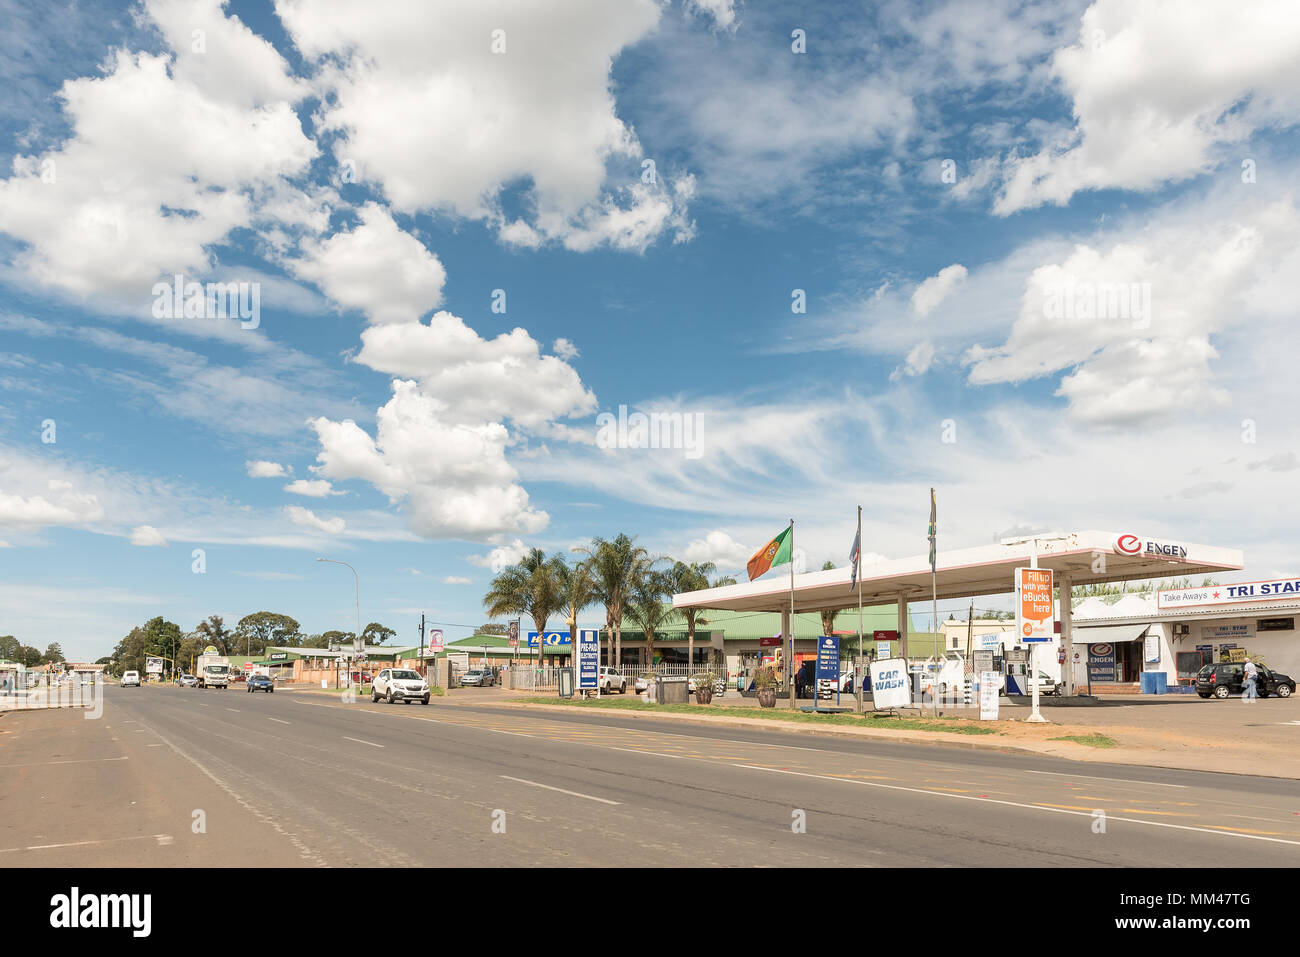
[1072,577,1300,692]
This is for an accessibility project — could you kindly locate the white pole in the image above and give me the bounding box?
[856,505,864,712]
[1027,540,1048,723]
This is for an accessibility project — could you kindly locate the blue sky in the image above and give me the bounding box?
[2,0,1299,660]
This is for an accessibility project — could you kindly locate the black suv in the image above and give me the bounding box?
[1195,663,1295,699]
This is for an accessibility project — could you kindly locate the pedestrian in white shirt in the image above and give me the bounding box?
[1243,658,1258,701]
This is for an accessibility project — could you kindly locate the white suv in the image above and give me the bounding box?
[598,667,627,694]
[121,671,141,687]
[372,668,430,705]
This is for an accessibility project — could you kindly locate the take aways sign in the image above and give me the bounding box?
[1016,567,1054,642]
[869,657,911,709]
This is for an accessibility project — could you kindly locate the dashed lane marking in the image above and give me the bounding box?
[500,775,621,805]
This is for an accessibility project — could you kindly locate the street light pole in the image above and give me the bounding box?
[317,558,361,691]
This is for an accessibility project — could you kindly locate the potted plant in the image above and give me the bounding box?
[693,671,715,705]
[755,666,778,708]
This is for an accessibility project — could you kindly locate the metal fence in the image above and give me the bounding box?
[507,666,564,691]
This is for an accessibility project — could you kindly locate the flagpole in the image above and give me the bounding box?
[856,505,864,712]
[930,488,939,718]
[788,518,796,709]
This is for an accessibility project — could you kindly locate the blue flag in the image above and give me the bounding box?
[849,528,861,592]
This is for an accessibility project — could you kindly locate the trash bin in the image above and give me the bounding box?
[1140,672,1167,695]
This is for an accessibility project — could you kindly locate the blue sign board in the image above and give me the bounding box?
[526,631,571,648]
[816,635,840,683]
[577,629,599,690]
[1088,643,1116,682]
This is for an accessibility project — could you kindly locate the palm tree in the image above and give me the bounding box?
[667,560,737,670]
[574,533,650,668]
[557,558,599,662]
[820,560,838,638]
[625,568,676,667]
[483,548,565,667]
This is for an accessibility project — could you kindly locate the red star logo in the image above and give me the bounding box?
[1213,591,1221,598]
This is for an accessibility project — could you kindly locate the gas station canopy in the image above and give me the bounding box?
[672,530,1244,614]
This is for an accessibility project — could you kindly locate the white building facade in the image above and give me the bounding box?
[1072,578,1300,691]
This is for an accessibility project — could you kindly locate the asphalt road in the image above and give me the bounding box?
[3,684,1299,866]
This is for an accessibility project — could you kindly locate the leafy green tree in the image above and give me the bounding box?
[361,622,395,646]
[317,630,354,649]
[477,623,507,636]
[42,642,66,665]
[0,635,20,662]
[193,615,232,655]
[483,548,565,664]
[234,612,303,656]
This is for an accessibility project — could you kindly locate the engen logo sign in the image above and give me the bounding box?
[1115,534,1189,559]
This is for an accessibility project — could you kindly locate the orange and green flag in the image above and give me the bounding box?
[747,524,793,581]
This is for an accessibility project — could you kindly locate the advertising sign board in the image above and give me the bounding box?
[145,657,163,675]
[1157,577,1300,610]
[978,672,1000,720]
[427,629,444,653]
[1088,643,1116,682]
[1016,567,1054,642]
[576,628,599,691]
[877,641,891,659]
[1144,634,1161,664]
[869,657,911,710]
[816,635,840,684]
[527,631,572,648]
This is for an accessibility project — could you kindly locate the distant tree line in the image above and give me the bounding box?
[0,636,66,668]
[99,613,396,677]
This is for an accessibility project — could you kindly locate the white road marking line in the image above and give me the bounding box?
[267,717,291,725]
[608,745,686,760]
[225,708,240,713]
[0,756,128,769]
[342,736,384,748]
[500,775,621,805]
[739,765,1300,847]
[1021,769,1188,788]
[0,833,171,854]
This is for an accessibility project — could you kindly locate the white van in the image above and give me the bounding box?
[121,671,140,687]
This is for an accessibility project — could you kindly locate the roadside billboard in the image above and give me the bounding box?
[1016,567,1054,642]
[145,657,163,675]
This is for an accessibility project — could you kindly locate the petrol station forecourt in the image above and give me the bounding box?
[672,529,1245,703]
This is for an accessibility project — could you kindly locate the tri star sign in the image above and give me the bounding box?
[1157,577,1300,609]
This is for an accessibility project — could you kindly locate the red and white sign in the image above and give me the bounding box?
[244,661,254,671]
[1016,567,1054,643]
[1115,533,1142,555]
[427,629,445,653]
[759,636,782,647]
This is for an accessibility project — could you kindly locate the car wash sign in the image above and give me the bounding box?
[869,658,911,709]
[1016,567,1054,642]
[1158,577,1300,610]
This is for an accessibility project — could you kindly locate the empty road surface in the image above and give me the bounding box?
[3,685,1298,866]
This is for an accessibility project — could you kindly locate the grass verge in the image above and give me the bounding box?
[515,696,999,735]
[1049,733,1118,749]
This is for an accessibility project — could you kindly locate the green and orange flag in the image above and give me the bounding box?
[747,525,793,581]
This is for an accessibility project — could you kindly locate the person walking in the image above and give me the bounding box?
[1243,658,1258,702]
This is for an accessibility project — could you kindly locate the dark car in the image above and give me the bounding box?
[1196,662,1295,699]
[246,673,275,693]
[459,669,496,687]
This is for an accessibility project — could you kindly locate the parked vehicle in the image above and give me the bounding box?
[195,652,231,689]
[350,671,373,685]
[178,674,199,687]
[1196,663,1296,699]
[246,673,274,693]
[599,666,627,694]
[459,669,496,687]
[373,668,430,705]
[121,671,140,687]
